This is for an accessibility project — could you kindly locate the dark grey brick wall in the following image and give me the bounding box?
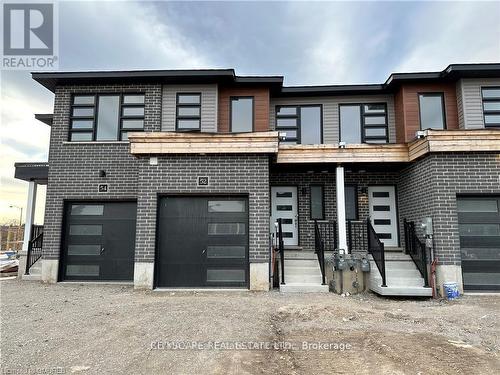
[135,154,270,263]
[43,84,162,260]
[269,170,399,252]
[398,153,500,266]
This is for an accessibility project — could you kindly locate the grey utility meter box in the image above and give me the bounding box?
[421,217,433,236]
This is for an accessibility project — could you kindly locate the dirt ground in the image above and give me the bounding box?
[0,279,498,374]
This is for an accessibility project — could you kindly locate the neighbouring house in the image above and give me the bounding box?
[14,63,500,296]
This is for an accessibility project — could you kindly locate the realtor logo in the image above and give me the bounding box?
[2,2,58,69]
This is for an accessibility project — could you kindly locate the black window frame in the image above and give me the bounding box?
[418,92,447,130]
[176,92,201,132]
[275,104,323,144]
[230,96,254,133]
[69,93,145,142]
[481,86,500,128]
[310,184,325,220]
[345,184,359,221]
[339,103,389,144]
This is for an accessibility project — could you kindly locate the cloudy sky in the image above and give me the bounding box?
[1,0,499,224]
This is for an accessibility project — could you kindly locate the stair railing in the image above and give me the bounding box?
[367,219,386,287]
[314,220,327,285]
[403,219,430,287]
[277,218,285,285]
[25,225,43,275]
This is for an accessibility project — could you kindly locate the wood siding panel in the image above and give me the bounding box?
[394,82,459,142]
[270,94,396,144]
[459,78,500,129]
[218,86,270,132]
[161,84,218,132]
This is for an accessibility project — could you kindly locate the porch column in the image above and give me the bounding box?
[336,165,348,253]
[22,181,37,252]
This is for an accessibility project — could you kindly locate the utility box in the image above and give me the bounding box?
[326,253,370,295]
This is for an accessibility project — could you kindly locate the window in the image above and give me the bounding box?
[419,93,446,130]
[310,185,324,220]
[70,93,145,141]
[176,93,201,131]
[230,97,253,132]
[482,87,500,128]
[208,200,246,213]
[345,185,358,220]
[339,103,388,144]
[275,105,322,144]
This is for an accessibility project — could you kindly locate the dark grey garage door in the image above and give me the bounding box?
[458,196,500,290]
[156,196,249,288]
[61,201,136,281]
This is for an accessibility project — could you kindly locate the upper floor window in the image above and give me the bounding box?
[481,87,500,128]
[176,93,201,131]
[230,97,254,132]
[276,105,322,144]
[70,94,145,141]
[418,93,446,130]
[340,103,388,144]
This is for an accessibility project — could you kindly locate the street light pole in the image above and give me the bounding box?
[9,205,23,251]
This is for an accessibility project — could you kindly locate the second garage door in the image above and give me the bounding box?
[156,196,249,288]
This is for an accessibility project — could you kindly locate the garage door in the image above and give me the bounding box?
[458,196,500,290]
[156,196,249,288]
[61,201,136,281]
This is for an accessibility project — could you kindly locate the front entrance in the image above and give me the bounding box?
[61,201,136,281]
[271,186,298,246]
[368,186,399,247]
[458,196,500,290]
[156,196,249,288]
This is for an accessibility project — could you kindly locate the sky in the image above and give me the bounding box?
[1,0,499,224]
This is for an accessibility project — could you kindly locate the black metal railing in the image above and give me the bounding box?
[367,219,386,287]
[315,220,337,252]
[314,220,327,285]
[404,219,430,287]
[25,225,43,275]
[276,218,285,285]
[346,220,367,254]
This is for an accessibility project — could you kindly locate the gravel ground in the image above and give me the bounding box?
[1,279,499,374]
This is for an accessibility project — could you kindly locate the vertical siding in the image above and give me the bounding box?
[161,84,217,132]
[218,86,270,132]
[460,78,500,129]
[456,80,465,129]
[393,82,459,142]
[270,95,396,144]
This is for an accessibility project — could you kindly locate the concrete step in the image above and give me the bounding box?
[280,283,329,293]
[370,260,418,271]
[371,275,426,287]
[285,274,323,284]
[369,282,432,297]
[283,251,318,260]
[284,258,319,267]
[384,247,404,252]
[285,265,321,276]
[22,273,41,281]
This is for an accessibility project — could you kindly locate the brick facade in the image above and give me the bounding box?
[398,153,500,266]
[135,154,270,263]
[43,84,162,260]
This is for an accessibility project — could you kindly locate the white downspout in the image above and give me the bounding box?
[336,165,348,254]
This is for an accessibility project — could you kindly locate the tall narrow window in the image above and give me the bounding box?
[300,106,322,144]
[230,97,253,132]
[96,96,120,141]
[176,93,201,131]
[482,87,500,128]
[419,93,446,130]
[340,105,362,144]
[310,185,324,220]
[345,185,358,220]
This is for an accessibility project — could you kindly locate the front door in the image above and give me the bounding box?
[368,186,399,247]
[271,186,298,246]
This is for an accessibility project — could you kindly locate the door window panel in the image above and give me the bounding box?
[207,246,246,259]
[69,225,102,236]
[71,204,104,216]
[207,269,245,283]
[67,245,102,256]
[208,223,246,235]
[208,200,246,213]
[66,265,100,277]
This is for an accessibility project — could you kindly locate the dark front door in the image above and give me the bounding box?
[458,196,500,290]
[61,201,136,281]
[157,196,249,288]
